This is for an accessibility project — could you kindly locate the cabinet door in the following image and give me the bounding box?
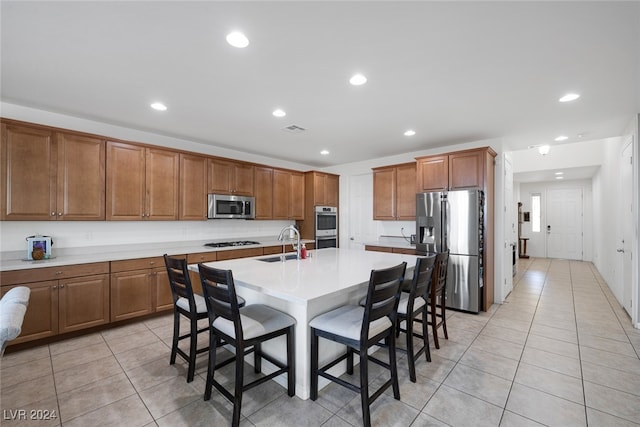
[395,163,416,220]
[146,147,179,220]
[110,270,153,322]
[56,133,105,220]
[417,155,448,192]
[106,141,145,220]
[449,150,483,189]
[254,166,273,219]
[1,281,58,344]
[58,274,109,333]
[179,153,207,220]
[325,174,339,207]
[290,171,305,220]
[373,168,395,220]
[152,266,174,313]
[272,169,291,219]
[1,123,56,220]
[313,173,326,206]
[208,159,232,193]
[233,163,254,196]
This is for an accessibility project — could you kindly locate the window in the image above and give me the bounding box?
[531,193,541,232]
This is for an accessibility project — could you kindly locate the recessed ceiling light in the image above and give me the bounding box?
[272,109,286,118]
[320,150,330,155]
[554,135,569,142]
[226,31,249,48]
[349,74,367,86]
[555,172,564,175]
[559,93,580,102]
[556,176,564,180]
[150,102,167,111]
[538,145,550,155]
[404,130,416,137]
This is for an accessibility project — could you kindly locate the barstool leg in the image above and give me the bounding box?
[287,326,295,397]
[406,314,416,383]
[254,342,262,374]
[204,331,218,401]
[232,344,244,427]
[310,330,319,401]
[422,307,431,362]
[389,333,400,400]
[359,348,371,427]
[170,310,180,365]
[187,317,197,382]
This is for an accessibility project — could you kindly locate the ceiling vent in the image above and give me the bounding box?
[282,125,306,133]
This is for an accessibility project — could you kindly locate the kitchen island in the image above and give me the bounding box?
[189,247,419,400]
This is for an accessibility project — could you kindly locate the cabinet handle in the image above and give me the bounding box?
[55,271,63,275]
[51,212,56,216]
[58,212,62,216]
[149,261,155,265]
[52,285,57,289]
[59,284,64,289]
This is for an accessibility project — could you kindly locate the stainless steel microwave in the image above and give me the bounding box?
[208,194,255,219]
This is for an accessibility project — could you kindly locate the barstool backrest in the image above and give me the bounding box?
[410,255,436,304]
[431,251,449,297]
[164,254,198,314]
[198,264,243,341]
[361,262,407,342]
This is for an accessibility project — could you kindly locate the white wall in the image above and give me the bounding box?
[518,179,593,261]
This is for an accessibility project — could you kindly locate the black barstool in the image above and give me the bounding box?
[309,262,406,427]
[427,251,449,349]
[396,255,436,382]
[163,254,209,382]
[198,264,296,427]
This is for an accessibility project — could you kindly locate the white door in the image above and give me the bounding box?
[348,173,376,250]
[546,188,583,260]
[617,138,633,316]
[503,155,514,298]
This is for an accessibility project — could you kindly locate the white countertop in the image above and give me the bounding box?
[192,247,418,305]
[364,236,416,250]
[0,238,314,272]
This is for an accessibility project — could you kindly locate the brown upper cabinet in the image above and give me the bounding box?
[254,166,274,220]
[416,147,495,192]
[208,158,254,196]
[273,169,304,220]
[179,153,207,220]
[106,141,179,220]
[372,162,416,220]
[1,121,106,220]
[308,171,339,207]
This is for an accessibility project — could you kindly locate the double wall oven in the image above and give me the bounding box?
[315,206,338,249]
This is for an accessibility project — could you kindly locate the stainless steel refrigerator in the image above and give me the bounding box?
[416,189,484,313]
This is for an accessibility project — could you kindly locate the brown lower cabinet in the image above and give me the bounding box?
[110,256,182,322]
[0,262,110,344]
[365,245,417,255]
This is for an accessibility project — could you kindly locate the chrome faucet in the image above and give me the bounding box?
[278,225,301,259]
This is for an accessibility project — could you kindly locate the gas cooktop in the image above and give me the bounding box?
[204,240,261,248]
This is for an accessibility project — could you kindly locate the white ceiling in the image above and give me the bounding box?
[1,1,639,168]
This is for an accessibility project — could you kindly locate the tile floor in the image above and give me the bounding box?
[2,258,640,426]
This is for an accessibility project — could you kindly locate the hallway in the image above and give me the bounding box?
[1,258,639,426]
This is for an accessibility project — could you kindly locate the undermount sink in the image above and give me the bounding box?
[258,254,299,263]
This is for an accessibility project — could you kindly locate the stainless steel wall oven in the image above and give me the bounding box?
[315,206,337,248]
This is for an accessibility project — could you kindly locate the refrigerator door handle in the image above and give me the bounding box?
[442,194,449,252]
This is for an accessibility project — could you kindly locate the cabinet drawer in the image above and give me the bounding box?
[262,246,284,255]
[216,247,263,261]
[1,262,109,285]
[111,256,166,273]
[364,245,393,253]
[393,248,417,255]
[186,252,217,264]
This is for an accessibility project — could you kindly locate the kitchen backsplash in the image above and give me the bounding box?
[0,220,294,252]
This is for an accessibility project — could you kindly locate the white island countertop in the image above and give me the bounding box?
[192,247,419,305]
[190,247,420,400]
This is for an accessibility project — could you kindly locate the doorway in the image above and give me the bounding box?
[617,138,633,316]
[347,173,376,250]
[546,188,583,260]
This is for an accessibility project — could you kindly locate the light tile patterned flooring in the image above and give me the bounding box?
[2,258,640,426]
